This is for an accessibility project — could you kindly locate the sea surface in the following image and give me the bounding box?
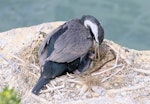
[0,0,150,50]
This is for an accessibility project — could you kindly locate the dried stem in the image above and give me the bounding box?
[101,64,125,82]
[0,54,9,64]
[132,68,150,75]
[41,83,65,93]
[107,84,149,94]
[50,81,64,99]
[92,48,121,76]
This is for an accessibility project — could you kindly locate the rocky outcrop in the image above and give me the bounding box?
[0,22,64,62]
[0,22,150,104]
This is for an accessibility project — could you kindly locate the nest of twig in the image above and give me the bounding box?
[9,32,135,103]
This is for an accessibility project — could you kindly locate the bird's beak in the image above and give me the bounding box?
[32,76,50,95]
[94,41,100,60]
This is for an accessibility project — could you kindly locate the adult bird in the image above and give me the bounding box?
[32,15,104,95]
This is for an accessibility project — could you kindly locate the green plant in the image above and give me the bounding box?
[0,87,21,104]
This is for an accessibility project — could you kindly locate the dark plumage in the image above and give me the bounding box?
[32,15,104,95]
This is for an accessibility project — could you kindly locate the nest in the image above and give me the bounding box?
[4,32,149,104]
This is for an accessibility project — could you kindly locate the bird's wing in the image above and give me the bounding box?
[38,23,67,56]
[46,19,92,63]
[38,22,67,66]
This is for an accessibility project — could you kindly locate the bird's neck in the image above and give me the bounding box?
[83,20,99,43]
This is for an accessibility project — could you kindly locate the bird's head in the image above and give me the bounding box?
[81,15,104,45]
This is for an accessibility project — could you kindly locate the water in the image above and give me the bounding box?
[0,0,150,50]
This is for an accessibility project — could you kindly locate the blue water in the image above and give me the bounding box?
[0,0,150,50]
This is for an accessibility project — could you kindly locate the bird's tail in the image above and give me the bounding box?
[32,76,50,95]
